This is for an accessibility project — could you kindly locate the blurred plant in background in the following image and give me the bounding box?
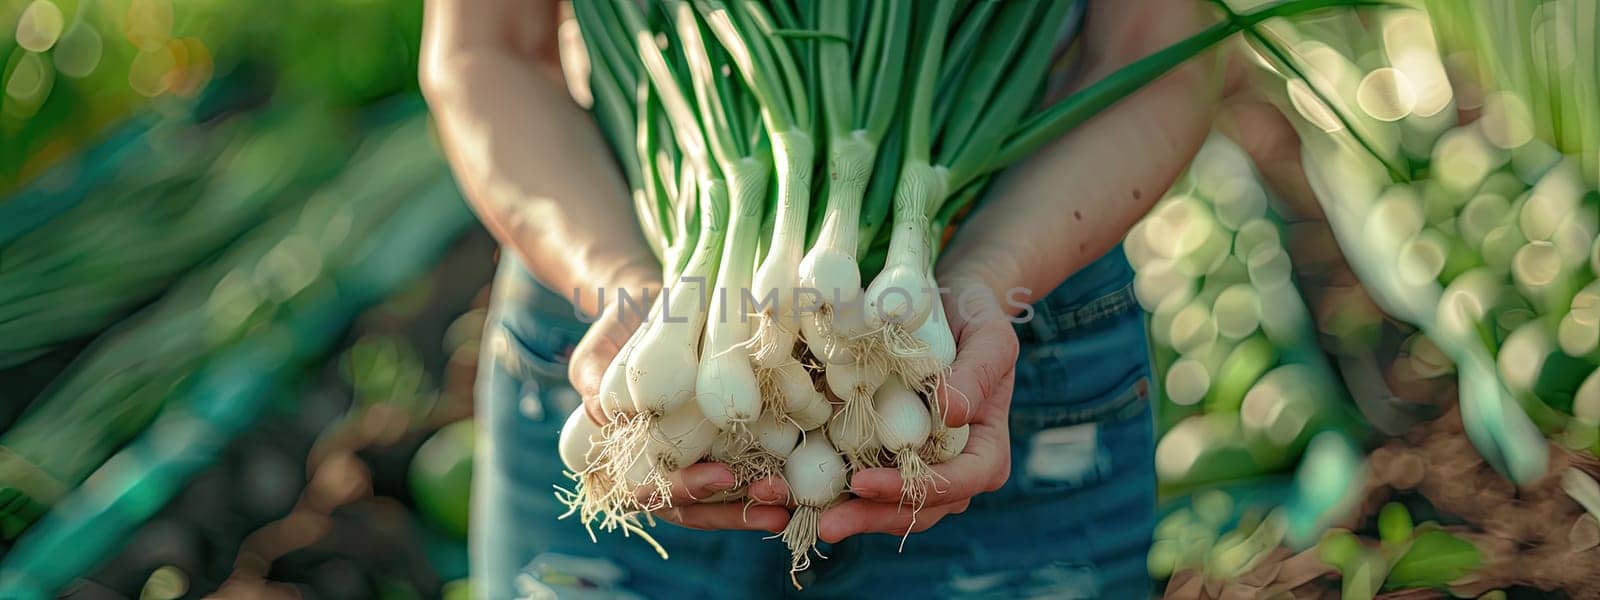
[1138,0,1600,596]
[1135,135,1366,502]
[0,0,495,597]
[0,0,424,192]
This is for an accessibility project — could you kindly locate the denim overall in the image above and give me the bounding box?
[471,244,1156,599]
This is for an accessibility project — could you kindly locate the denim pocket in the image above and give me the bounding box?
[484,321,585,425]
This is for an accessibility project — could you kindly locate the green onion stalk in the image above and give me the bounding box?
[795,0,910,369]
[698,0,817,372]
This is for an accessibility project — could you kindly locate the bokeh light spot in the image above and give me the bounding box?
[16,0,66,53]
[124,0,174,51]
[162,37,214,97]
[128,44,177,97]
[1156,420,1205,480]
[1480,91,1536,149]
[1382,10,1453,117]
[53,24,104,78]
[1356,67,1416,122]
[1287,79,1342,133]
[5,52,52,104]
[1433,127,1499,193]
[140,565,189,600]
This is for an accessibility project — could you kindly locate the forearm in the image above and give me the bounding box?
[423,4,657,316]
[938,0,1215,308]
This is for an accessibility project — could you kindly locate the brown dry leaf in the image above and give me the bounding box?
[1273,548,1335,590]
[1570,452,1600,481]
[1375,588,1447,599]
[1258,588,1307,600]
[206,578,304,600]
[1218,583,1266,600]
[1164,570,1205,599]
[1236,553,1286,588]
[305,450,372,511]
[1203,572,1226,598]
[1387,450,1426,489]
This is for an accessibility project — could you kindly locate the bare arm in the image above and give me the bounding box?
[420,0,658,318]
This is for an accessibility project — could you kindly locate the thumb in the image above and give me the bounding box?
[936,277,1021,427]
[570,300,647,424]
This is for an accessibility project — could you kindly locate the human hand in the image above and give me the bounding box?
[816,273,1019,541]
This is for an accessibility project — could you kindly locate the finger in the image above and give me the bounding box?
[581,396,609,429]
[935,294,1019,428]
[847,434,1009,506]
[569,336,615,416]
[816,497,969,543]
[570,312,641,424]
[635,462,737,506]
[747,475,791,506]
[569,325,616,399]
[655,504,791,533]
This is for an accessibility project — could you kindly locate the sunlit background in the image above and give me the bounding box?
[4,0,1600,598]
[2,0,484,598]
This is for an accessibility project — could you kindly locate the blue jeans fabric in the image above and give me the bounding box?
[471,246,1156,600]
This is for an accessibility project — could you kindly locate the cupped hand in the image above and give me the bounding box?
[817,274,1019,542]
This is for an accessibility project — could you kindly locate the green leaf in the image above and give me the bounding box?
[1318,530,1363,570]
[767,28,848,43]
[1193,490,1235,528]
[1384,530,1483,590]
[441,580,472,600]
[1154,508,1195,542]
[1343,552,1387,600]
[1377,503,1413,547]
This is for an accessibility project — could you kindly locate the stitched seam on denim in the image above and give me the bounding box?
[1055,281,1137,331]
[1015,282,1138,343]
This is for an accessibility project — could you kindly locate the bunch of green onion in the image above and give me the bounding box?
[551,0,1384,585]
[1241,1,1600,483]
[1132,134,1356,495]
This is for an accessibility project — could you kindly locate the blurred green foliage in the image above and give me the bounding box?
[0,113,449,533]
[0,112,473,597]
[1151,1,1600,595]
[410,419,474,539]
[0,103,356,369]
[1136,135,1365,499]
[0,0,425,194]
[0,0,471,593]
